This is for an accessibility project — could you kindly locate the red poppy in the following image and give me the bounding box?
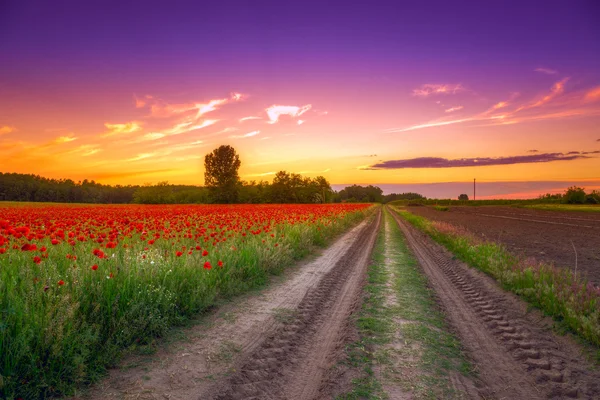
[202,250,209,256]
[57,280,65,286]
[51,239,60,245]
[218,260,223,267]
[203,261,212,269]
[91,264,98,271]
[176,251,183,257]
[33,256,42,264]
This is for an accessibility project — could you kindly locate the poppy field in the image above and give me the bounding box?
[0,202,372,398]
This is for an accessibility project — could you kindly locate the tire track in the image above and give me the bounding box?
[389,207,600,399]
[211,209,381,400]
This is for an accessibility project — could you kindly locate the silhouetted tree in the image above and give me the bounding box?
[204,145,242,203]
[458,194,469,201]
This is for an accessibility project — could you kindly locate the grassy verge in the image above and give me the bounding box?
[392,206,600,350]
[0,205,375,399]
[519,204,600,213]
[337,207,471,399]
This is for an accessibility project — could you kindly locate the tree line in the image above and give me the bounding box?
[0,145,428,204]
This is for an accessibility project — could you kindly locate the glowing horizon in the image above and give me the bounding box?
[1,1,599,198]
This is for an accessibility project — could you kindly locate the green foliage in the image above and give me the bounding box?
[382,192,426,203]
[132,181,211,204]
[204,145,242,203]
[0,173,138,203]
[564,186,586,204]
[434,205,449,211]
[334,185,384,203]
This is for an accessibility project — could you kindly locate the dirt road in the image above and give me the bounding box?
[82,210,380,400]
[80,205,600,399]
[390,207,600,399]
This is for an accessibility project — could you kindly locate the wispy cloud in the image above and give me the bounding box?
[585,85,600,102]
[0,126,15,135]
[412,84,464,97]
[516,77,569,111]
[265,104,311,124]
[127,153,156,162]
[245,171,276,177]
[143,119,219,140]
[445,106,464,113]
[136,92,244,118]
[386,78,600,133]
[534,67,558,75]
[239,116,262,122]
[230,130,260,139]
[53,135,78,144]
[61,144,102,157]
[385,118,473,132]
[103,121,142,137]
[527,149,539,153]
[366,151,595,170]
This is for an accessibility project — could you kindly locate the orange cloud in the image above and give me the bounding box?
[127,153,155,162]
[412,84,464,97]
[445,106,464,113]
[265,104,311,123]
[585,86,600,102]
[0,126,15,135]
[103,121,142,137]
[54,135,78,144]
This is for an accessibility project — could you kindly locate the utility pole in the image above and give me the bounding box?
[474,178,476,201]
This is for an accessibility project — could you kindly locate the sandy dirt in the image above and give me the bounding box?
[79,210,380,400]
[390,207,600,399]
[406,206,600,285]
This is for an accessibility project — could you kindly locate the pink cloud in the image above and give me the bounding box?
[412,84,465,97]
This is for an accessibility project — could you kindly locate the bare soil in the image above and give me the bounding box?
[406,206,600,285]
[390,207,600,399]
[79,211,381,400]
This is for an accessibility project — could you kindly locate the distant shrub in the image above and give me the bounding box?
[434,205,449,211]
[458,194,469,201]
[564,186,586,204]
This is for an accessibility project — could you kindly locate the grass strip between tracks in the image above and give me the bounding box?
[337,207,471,399]
[391,206,600,352]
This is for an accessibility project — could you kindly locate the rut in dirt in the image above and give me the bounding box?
[210,210,381,400]
[389,207,600,400]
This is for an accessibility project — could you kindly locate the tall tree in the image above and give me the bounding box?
[204,145,242,203]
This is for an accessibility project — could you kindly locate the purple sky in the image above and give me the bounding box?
[0,1,599,198]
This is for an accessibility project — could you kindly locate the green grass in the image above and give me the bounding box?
[392,206,600,350]
[389,199,563,207]
[433,205,449,211]
[0,207,374,399]
[336,207,471,399]
[520,204,600,213]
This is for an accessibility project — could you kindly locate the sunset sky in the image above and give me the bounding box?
[1,1,599,198]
